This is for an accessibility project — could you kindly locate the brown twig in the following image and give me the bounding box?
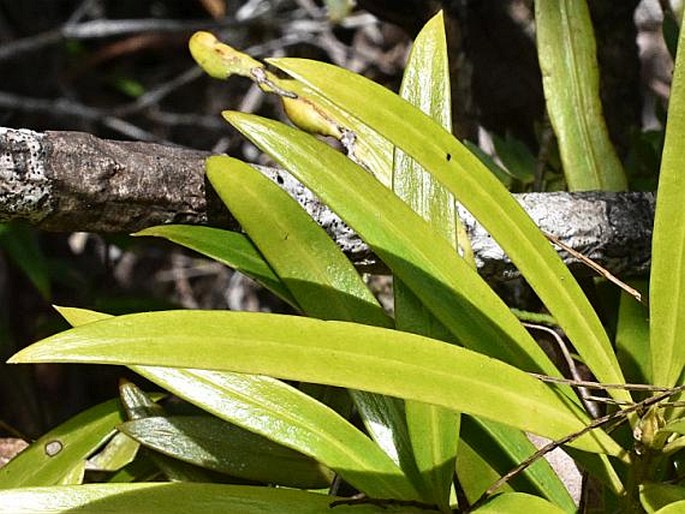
[544,231,646,305]
[0,127,656,280]
[467,384,685,512]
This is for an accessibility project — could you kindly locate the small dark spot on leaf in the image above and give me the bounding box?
[446,153,452,162]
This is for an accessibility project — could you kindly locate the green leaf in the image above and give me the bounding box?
[56,307,415,500]
[59,461,85,485]
[134,225,298,308]
[221,113,561,382]
[119,415,333,488]
[0,483,431,513]
[649,14,685,388]
[87,432,139,472]
[0,222,50,298]
[394,12,456,249]
[132,367,417,500]
[106,455,160,483]
[473,492,568,513]
[490,133,535,185]
[641,483,685,513]
[9,310,623,457]
[460,417,576,512]
[118,380,213,483]
[615,284,650,386]
[535,0,626,191]
[208,156,421,493]
[456,437,514,503]
[0,398,124,489]
[393,11,460,510]
[206,157,390,328]
[658,419,685,436]
[265,57,628,400]
[655,501,685,514]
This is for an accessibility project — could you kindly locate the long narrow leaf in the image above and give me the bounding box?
[10,310,623,457]
[119,416,333,488]
[266,57,628,399]
[535,0,626,191]
[649,14,685,388]
[460,417,576,511]
[57,307,417,500]
[473,492,567,514]
[207,156,425,496]
[132,367,417,500]
[206,157,391,328]
[0,483,425,514]
[0,399,124,489]
[393,12,459,510]
[220,114,561,382]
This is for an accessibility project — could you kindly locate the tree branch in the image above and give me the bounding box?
[1,127,653,281]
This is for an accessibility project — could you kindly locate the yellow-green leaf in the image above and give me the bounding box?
[265,57,628,400]
[9,310,623,457]
[0,483,430,513]
[535,0,626,191]
[0,399,123,489]
[56,307,417,501]
[649,13,685,388]
[393,12,460,510]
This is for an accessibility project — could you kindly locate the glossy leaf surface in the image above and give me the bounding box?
[649,13,685,388]
[266,57,628,399]
[0,483,430,513]
[10,310,622,456]
[132,366,416,499]
[56,307,415,500]
[222,113,561,381]
[120,415,333,488]
[393,12,459,510]
[208,156,424,495]
[0,398,123,489]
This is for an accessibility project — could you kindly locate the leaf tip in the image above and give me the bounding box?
[205,154,238,182]
[6,348,30,364]
[221,110,245,124]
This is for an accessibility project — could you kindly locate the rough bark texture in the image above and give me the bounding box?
[0,127,230,231]
[1,127,654,281]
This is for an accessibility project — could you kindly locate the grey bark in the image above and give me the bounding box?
[1,127,654,281]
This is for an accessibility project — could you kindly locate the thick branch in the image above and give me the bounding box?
[1,127,653,281]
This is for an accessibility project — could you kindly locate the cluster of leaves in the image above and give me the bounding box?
[2,2,685,513]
